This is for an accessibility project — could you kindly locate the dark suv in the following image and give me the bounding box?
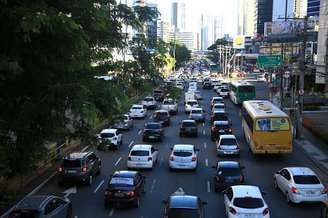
[179,120,198,137]
[210,110,229,124]
[57,151,101,186]
[143,122,164,142]
[211,121,232,141]
[153,110,171,126]
[104,171,146,208]
[202,81,211,89]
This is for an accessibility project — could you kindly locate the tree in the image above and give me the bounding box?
[169,41,191,69]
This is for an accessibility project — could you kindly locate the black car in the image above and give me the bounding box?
[211,161,245,192]
[104,171,146,208]
[179,120,198,137]
[162,188,207,218]
[153,110,171,126]
[8,195,72,218]
[143,122,164,142]
[210,110,228,124]
[202,81,211,89]
[57,151,101,186]
[211,121,232,141]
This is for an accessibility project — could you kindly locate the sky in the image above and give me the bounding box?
[147,0,238,36]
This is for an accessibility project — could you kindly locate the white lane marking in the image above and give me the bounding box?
[150,116,153,119]
[203,123,205,127]
[108,208,115,216]
[159,158,163,167]
[94,180,104,193]
[128,141,134,147]
[82,146,88,151]
[138,130,142,135]
[74,216,78,218]
[63,186,77,198]
[115,157,122,166]
[165,142,169,147]
[203,130,206,136]
[204,142,207,149]
[205,159,208,167]
[207,181,211,193]
[150,179,156,193]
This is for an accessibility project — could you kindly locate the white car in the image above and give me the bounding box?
[129,104,147,118]
[211,97,224,107]
[218,87,230,98]
[194,90,202,100]
[113,114,133,130]
[216,134,240,157]
[141,97,157,109]
[257,75,266,82]
[212,103,225,112]
[169,144,199,171]
[185,100,199,113]
[274,167,328,204]
[223,185,270,218]
[127,144,158,170]
[98,129,123,150]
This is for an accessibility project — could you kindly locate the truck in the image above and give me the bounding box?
[161,98,178,114]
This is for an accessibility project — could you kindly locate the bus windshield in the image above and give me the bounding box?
[255,118,290,131]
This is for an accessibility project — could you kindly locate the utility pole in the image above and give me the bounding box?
[279,0,288,108]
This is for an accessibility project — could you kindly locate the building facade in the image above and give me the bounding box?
[157,20,170,42]
[238,0,256,36]
[254,0,274,36]
[146,3,158,49]
[169,31,195,51]
[307,0,321,17]
[171,1,186,32]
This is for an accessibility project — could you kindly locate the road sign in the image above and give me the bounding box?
[258,55,282,67]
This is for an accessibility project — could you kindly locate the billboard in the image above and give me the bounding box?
[233,35,245,49]
[265,21,305,35]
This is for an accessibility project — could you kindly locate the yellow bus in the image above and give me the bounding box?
[241,100,292,154]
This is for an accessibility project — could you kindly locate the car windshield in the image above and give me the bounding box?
[220,139,237,145]
[163,100,174,104]
[131,106,142,110]
[101,133,115,138]
[167,208,200,218]
[130,150,149,156]
[62,159,81,168]
[214,105,224,109]
[214,113,227,118]
[146,124,160,129]
[217,167,241,176]
[233,197,264,208]
[8,210,41,218]
[154,90,163,95]
[221,89,229,92]
[182,122,196,127]
[293,175,320,184]
[173,151,193,157]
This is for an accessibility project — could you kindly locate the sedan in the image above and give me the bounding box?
[274,167,328,204]
[212,161,245,192]
[216,134,240,157]
[212,103,225,113]
[129,104,147,118]
[104,171,146,208]
[141,96,157,109]
[8,195,72,218]
[223,185,270,218]
[179,120,198,137]
[127,144,158,170]
[143,122,164,142]
[189,108,205,122]
[169,144,199,171]
[113,114,133,130]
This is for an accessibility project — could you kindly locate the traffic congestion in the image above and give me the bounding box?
[5,61,327,218]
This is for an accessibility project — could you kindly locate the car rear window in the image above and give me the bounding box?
[101,133,115,138]
[293,175,320,184]
[214,113,227,119]
[215,124,229,129]
[217,168,241,177]
[214,105,224,109]
[146,123,160,129]
[8,210,41,218]
[173,151,193,157]
[62,159,82,168]
[144,97,153,101]
[155,112,168,117]
[131,106,142,110]
[109,177,134,186]
[188,102,198,106]
[154,90,163,94]
[167,208,199,218]
[233,197,264,208]
[220,138,237,145]
[221,89,229,92]
[182,122,196,127]
[130,150,149,156]
[191,110,202,114]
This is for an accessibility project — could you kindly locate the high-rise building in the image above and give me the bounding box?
[307,0,321,17]
[200,14,216,51]
[171,1,186,32]
[254,0,274,36]
[146,3,158,49]
[169,31,195,50]
[237,0,255,36]
[213,16,223,42]
[294,0,307,18]
[157,20,170,42]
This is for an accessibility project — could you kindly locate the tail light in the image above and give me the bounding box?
[291,186,299,194]
[148,157,153,161]
[82,167,87,172]
[169,155,174,161]
[262,208,269,216]
[127,191,135,197]
[58,167,63,172]
[128,157,131,161]
[211,127,217,132]
[228,207,237,215]
[104,188,111,197]
[191,156,197,161]
[239,176,244,183]
[322,187,327,194]
[228,128,232,133]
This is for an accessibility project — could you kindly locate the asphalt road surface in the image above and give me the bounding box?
[35,81,324,218]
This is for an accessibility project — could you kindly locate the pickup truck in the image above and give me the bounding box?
[161,98,178,115]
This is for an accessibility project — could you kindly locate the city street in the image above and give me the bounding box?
[33,82,324,218]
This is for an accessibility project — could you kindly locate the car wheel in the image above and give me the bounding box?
[66,205,72,218]
[87,174,93,186]
[274,178,278,189]
[286,192,292,204]
[134,196,140,208]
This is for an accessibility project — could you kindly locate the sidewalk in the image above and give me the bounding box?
[273,92,328,183]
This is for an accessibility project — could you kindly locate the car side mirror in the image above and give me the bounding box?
[221,190,227,194]
[230,123,233,126]
[143,176,146,179]
[170,148,173,150]
[275,171,280,175]
[162,200,168,204]
[261,191,267,195]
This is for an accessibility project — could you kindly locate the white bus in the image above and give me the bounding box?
[241,100,292,154]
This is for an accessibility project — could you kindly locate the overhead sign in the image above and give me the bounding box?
[233,35,245,49]
[258,55,281,67]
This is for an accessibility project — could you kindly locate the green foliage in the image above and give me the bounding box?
[165,85,182,100]
[169,41,191,68]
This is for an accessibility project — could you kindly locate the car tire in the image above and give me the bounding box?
[66,205,72,218]
[87,174,93,186]
[286,192,292,204]
[134,196,140,208]
[274,178,278,189]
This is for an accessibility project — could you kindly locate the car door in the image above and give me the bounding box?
[134,174,143,196]
[116,130,122,144]
[278,169,291,192]
[44,198,66,218]
[151,146,158,163]
[223,187,233,215]
[87,154,97,175]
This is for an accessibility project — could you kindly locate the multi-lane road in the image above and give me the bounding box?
[33,81,324,218]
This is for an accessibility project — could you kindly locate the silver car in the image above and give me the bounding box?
[8,195,72,218]
[114,114,133,130]
[189,108,205,122]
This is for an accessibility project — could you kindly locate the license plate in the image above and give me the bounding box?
[67,170,76,173]
[306,191,315,195]
[115,193,124,197]
[149,136,155,139]
[225,179,233,183]
[219,130,224,133]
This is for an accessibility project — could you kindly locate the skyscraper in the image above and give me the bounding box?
[254,0,274,36]
[237,0,255,36]
[157,20,170,42]
[146,3,158,49]
[171,1,186,32]
[294,0,307,18]
[307,0,321,17]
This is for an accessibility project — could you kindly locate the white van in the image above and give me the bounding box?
[185,91,196,103]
